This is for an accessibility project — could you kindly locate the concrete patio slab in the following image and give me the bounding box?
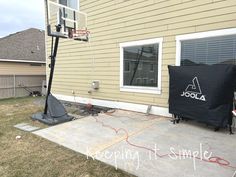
[33,110,236,177]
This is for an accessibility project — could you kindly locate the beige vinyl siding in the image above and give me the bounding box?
[47,0,236,107]
[0,62,46,75]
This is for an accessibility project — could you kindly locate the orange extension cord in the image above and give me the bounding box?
[92,113,236,170]
[72,93,236,170]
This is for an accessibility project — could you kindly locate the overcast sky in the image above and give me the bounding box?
[0,0,45,37]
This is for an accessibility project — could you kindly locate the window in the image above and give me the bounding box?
[124,61,130,72]
[138,62,142,70]
[30,63,43,66]
[136,78,142,85]
[143,78,148,86]
[176,28,236,66]
[150,79,154,85]
[120,38,163,94]
[150,64,154,72]
[59,0,78,9]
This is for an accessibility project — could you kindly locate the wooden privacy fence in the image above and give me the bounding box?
[0,75,46,99]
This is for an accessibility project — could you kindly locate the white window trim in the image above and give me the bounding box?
[120,38,163,95]
[176,28,236,66]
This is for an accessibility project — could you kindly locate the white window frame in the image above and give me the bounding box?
[120,38,163,94]
[176,28,236,66]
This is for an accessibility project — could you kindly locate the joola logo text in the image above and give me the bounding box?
[180,77,206,102]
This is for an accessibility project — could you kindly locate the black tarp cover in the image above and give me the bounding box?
[168,65,236,128]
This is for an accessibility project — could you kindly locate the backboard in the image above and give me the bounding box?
[46,0,89,41]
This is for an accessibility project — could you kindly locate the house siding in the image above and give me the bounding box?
[47,0,236,108]
[0,62,46,75]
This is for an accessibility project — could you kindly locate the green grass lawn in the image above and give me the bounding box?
[0,97,134,177]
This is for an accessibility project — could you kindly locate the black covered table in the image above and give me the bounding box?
[168,65,236,130]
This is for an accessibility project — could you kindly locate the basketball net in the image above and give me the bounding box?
[68,28,90,40]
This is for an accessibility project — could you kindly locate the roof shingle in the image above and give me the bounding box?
[0,28,45,62]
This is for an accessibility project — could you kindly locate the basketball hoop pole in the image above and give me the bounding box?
[44,25,61,115]
[31,0,89,125]
[31,24,73,124]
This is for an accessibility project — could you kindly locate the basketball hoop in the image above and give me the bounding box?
[46,0,89,42]
[71,29,90,41]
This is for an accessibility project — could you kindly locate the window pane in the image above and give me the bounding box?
[68,0,78,9]
[59,0,78,9]
[181,35,236,66]
[124,61,130,72]
[123,44,159,87]
[59,0,67,6]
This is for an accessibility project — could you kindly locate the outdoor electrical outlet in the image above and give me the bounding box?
[92,81,99,90]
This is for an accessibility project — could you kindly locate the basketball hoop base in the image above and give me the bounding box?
[32,112,73,125]
[32,94,73,125]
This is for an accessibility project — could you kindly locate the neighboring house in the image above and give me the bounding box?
[46,0,236,116]
[0,28,46,99]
